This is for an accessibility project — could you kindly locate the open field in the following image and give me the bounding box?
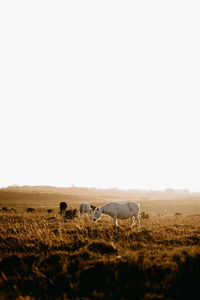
[0,189,200,299]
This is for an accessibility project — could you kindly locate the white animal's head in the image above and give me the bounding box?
[92,207,103,222]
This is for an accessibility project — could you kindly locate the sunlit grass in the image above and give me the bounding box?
[0,200,200,299]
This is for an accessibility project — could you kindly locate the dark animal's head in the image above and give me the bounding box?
[59,202,67,213]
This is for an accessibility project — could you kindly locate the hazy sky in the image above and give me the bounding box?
[0,1,200,191]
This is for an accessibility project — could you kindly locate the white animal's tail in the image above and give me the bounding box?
[136,203,140,228]
[131,202,140,229]
[137,202,140,214]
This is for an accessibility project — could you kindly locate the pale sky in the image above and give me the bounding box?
[0,1,200,191]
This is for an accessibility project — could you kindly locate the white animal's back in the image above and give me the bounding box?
[79,202,92,215]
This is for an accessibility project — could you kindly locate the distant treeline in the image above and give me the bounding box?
[0,185,199,200]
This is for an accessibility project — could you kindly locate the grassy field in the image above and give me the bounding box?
[0,189,200,299]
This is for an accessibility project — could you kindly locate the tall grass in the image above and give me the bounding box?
[0,208,199,299]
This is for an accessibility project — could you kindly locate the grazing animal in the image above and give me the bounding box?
[59,202,67,214]
[79,202,93,216]
[92,202,140,228]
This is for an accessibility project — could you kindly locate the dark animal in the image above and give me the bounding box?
[60,202,67,214]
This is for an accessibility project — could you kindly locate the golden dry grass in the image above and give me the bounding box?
[0,190,200,299]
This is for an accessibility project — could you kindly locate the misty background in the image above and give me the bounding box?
[0,1,200,191]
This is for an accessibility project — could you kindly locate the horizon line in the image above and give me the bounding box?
[0,184,199,193]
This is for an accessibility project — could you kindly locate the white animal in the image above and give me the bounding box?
[92,202,140,228]
[79,202,93,216]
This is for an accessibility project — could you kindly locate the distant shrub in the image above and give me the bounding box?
[9,208,17,212]
[26,207,35,213]
[88,241,117,254]
[140,211,149,219]
[175,212,182,217]
[2,207,8,212]
[47,209,53,213]
[64,209,78,220]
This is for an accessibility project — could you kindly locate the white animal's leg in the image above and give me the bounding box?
[113,217,118,227]
[130,216,135,228]
[135,215,140,229]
